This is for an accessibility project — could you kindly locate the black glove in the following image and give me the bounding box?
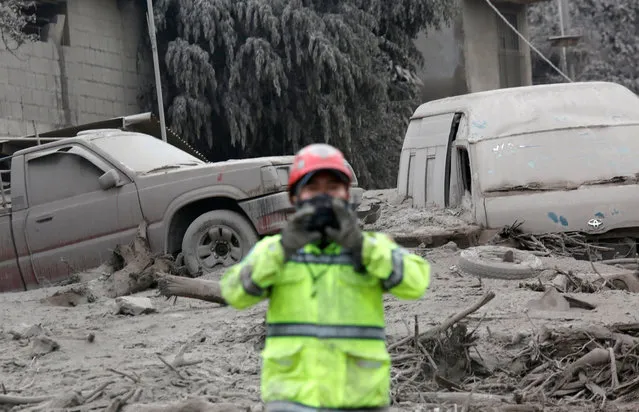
[325,198,365,272]
[280,204,322,260]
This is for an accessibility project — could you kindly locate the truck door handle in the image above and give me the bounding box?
[35,216,53,223]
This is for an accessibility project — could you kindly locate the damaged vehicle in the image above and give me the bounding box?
[397,81,639,258]
[0,114,364,293]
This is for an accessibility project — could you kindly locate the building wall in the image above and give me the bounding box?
[414,0,536,103]
[0,0,150,137]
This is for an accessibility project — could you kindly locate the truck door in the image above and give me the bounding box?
[398,112,459,207]
[23,144,143,285]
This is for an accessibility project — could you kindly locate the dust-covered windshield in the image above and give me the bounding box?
[474,124,639,192]
[91,132,205,173]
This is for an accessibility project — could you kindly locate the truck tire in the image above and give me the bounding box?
[182,210,258,275]
[458,245,543,280]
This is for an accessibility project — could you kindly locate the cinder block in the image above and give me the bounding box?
[11,102,23,119]
[8,69,26,87]
[45,75,58,90]
[0,101,10,119]
[34,74,47,90]
[22,104,39,121]
[0,67,8,84]
[0,119,27,136]
[25,72,37,88]
[21,90,35,105]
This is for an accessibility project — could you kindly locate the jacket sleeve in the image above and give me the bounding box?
[219,235,286,310]
[360,231,431,300]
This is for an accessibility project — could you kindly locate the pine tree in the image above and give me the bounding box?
[142,0,455,189]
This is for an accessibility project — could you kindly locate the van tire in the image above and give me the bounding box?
[182,210,258,276]
[458,245,543,280]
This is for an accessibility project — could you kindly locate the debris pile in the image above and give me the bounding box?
[360,189,481,247]
[508,323,639,406]
[519,269,605,294]
[496,221,610,259]
[388,292,498,406]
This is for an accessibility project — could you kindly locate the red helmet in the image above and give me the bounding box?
[288,144,353,194]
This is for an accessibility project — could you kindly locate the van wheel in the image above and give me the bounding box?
[181,210,258,276]
[458,245,543,280]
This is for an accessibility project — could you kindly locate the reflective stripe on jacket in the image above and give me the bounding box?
[219,231,431,409]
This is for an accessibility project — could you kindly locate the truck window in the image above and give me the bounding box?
[27,152,105,206]
[458,148,472,194]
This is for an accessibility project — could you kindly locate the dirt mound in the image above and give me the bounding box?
[360,189,481,248]
[362,189,476,233]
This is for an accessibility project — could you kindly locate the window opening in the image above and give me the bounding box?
[443,113,462,207]
[0,156,11,208]
[27,151,104,206]
[406,152,415,197]
[497,9,524,88]
[458,148,472,194]
[22,1,70,45]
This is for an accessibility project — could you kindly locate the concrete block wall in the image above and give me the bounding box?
[414,0,537,103]
[0,0,150,137]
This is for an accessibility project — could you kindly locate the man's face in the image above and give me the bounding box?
[292,170,349,203]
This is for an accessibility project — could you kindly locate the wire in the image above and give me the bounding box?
[482,0,573,83]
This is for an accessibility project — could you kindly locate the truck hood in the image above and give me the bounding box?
[484,183,639,236]
[134,156,294,197]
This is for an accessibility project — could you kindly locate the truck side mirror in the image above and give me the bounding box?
[98,169,121,190]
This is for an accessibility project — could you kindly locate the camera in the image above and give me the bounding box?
[297,194,347,234]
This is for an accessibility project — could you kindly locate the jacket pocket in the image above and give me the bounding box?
[261,343,306,402]
[343,348,391,407]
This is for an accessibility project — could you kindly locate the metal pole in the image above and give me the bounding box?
[556,0,568,75]
[146,0,167,142]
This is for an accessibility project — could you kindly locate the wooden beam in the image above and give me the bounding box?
[548,34,582,48]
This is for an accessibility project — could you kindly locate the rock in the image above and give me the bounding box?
[42,285,97,307]
[526,287,570,312]
[30,335,60,356]
[114,296,157,316]
[9,323,44,340]
[552,274,569,292]
[503,249,515,262]
[539,269,558,281]
[441,241,459,252]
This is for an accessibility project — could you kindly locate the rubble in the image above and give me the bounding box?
[3,191,639,411]
[114,296,157,316]
[29,335,59,356]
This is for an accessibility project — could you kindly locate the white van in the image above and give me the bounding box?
[397,81,639,239]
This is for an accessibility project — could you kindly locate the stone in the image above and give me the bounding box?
[30,335,60,356]
[9,323,45,340]
[114,296,157,316]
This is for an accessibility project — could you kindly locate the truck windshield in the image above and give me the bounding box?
[91,132,205,173]
[475,123,639,192]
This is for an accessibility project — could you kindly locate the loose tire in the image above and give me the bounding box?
[182,210,258,275]
[458,245,543,280]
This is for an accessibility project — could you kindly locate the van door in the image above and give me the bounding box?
[23,144,142,285]
[398,112,460,207]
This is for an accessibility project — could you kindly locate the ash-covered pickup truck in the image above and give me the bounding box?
[0,117,363,293]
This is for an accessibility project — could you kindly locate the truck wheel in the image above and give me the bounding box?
[181,210,258,275]
[458,245,543,280]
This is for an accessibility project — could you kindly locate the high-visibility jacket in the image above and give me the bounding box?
[219,231,431,411]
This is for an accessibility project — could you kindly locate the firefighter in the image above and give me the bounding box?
[219,143,431,411]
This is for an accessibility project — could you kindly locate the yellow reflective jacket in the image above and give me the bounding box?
[220,231,431,411]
